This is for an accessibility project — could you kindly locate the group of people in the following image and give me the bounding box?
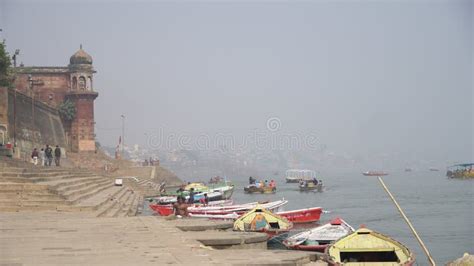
[31,145,61,167]
[143,158,160,166]
[248,176,276,188]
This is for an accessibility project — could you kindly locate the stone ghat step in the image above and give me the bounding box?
[39,176,106,190]
[0,192,63,200]
[0,171,95,179]
[95,187,129,217]
[0,182,49,191]
[117,192,140,217]
[0,205,70,212]
[61,179,113,199]
[0,199,68,207]
[72,185,127,213]
[53,178,112,194]
[64,182,115,205]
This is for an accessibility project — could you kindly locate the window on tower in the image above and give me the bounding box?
[79,76,86,90]
[72,77,78,90]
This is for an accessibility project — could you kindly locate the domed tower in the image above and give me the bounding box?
[66,45,98,152]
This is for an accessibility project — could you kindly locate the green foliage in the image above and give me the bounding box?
[0,42,12,87]
[59,100,76,121]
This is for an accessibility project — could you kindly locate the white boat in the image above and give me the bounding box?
[188,199,288,215]
[155,185,234,204]
[283,218,354,252]
[285,169,319,183]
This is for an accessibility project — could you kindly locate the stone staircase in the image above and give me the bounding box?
[0,164,142,217]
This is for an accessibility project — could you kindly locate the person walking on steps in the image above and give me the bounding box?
[31,148,39,165]
[39,148,45,166]
[45,145,53,166]
[54,145,61,167]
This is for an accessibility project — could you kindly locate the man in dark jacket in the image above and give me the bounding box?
[54,145,61,166]
[45,145,53,166]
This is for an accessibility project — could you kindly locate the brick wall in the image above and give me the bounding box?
[7,89,67,158]
[14,72,70,108]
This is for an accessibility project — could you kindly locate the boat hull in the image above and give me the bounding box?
[299,183,323,192]
[244,186,276,194]
[278,207,322,224]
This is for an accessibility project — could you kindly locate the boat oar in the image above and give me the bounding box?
[376,176,436,266]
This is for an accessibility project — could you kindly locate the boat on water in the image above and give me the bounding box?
[404,168,412,172]
[188,199,288,215]
[429,168,439,172]
[149,200,233,216]
[233,205,293,239]
[283,218,354,252]
[285,169,319,183]
[189,206,323,224]
[299,180,323,192]
[244,185,276,194]
[446,163,474,178]
[151,199,289,216]
[325,227,415,265]
[154,184,234,204]
[362,171,388,176]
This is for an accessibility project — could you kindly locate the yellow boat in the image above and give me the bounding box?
[446,163,474,179]
[184,183,208,192]
[233,205,293,238]
[326,228,415,265]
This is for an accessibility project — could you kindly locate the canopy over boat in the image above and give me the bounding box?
[234,205,292,237]
[184,183,208,192]
[286,169,318,183]
[326,228,415,265]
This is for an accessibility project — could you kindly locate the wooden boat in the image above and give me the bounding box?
[155,185,234,204]
[325,227,415,265]
[244,185,276,194]
[446,163,474,178]
[149,200,234,216]
[299,180,323,192]
[151,199,289,217]
[278,207,323,224]
[285,169,318,183]
[189,199,288,215]
[283,218,353,251]
[233,205,293,239]
[362,171,388,176]
[189,206,322,224]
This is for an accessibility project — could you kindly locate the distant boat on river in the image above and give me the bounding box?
[362,171,388,176]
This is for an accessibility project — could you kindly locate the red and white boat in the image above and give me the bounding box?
[149,199,234,216]
[283,218,354,252]
[189,206,323,224]
[279,207,323,224]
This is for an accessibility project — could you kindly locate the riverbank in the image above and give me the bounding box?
[0,211,327,265]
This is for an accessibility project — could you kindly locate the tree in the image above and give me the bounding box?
[58,100,76,121]
[0,42,12,87]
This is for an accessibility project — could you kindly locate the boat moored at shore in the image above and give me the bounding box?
[325,227,415,265]
[284,217,354,252]
[233,205,293,239]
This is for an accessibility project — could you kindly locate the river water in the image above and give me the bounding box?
[144,170,473,265]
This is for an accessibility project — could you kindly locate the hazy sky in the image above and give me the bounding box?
[1,0,472,162]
